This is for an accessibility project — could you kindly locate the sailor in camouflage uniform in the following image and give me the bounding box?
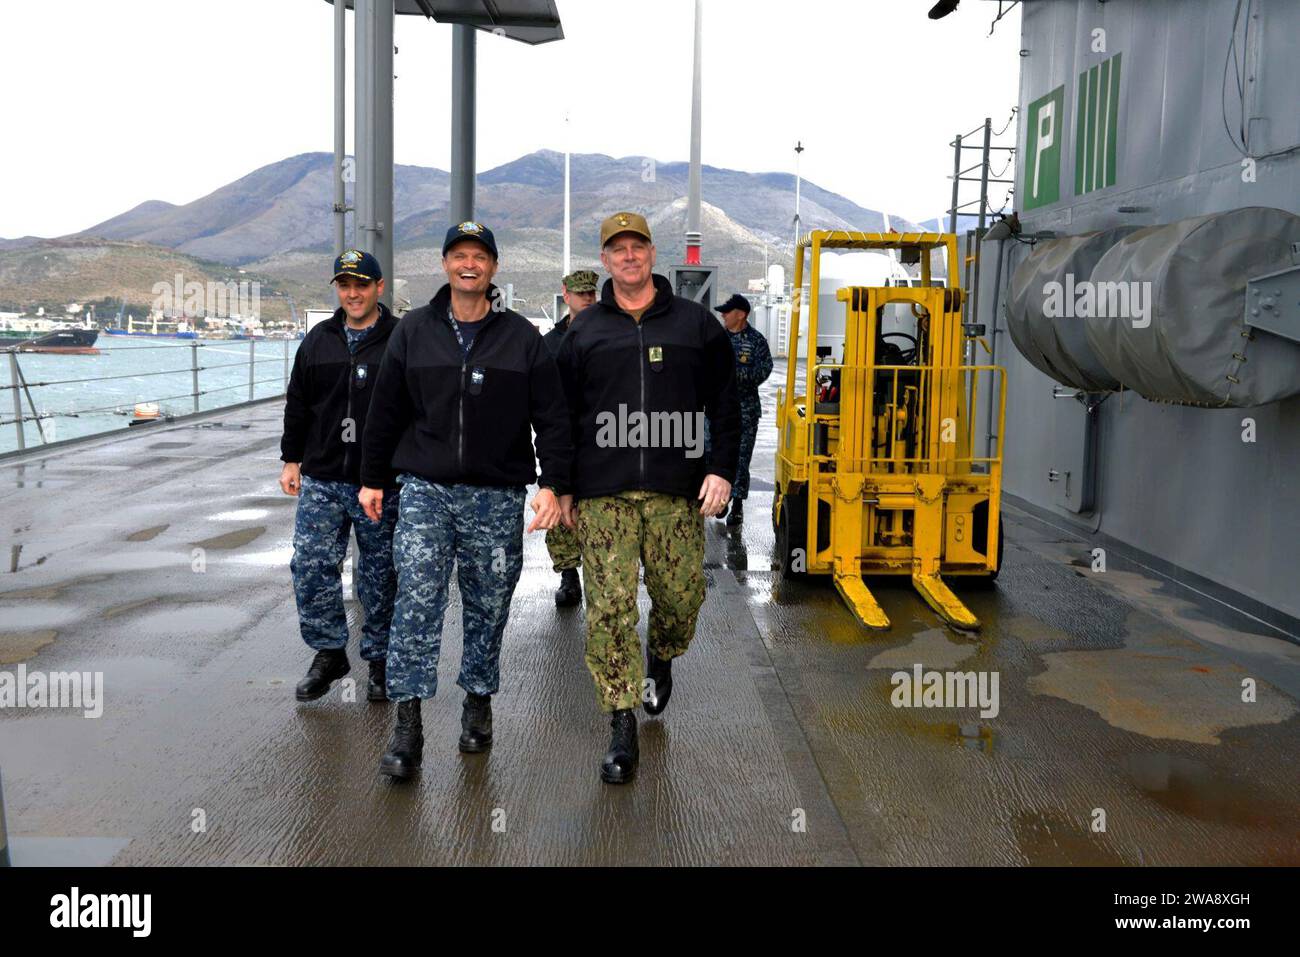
[556,212,740,785]
[280,249,400,704]
[713,294,773,526]
[542,269,599,608]
[360,222,572,780]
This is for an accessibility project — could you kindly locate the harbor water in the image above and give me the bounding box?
[1,337,300,454]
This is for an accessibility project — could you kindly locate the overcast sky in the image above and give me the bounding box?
[2,0,1022,239]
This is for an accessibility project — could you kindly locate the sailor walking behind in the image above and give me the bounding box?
[280,249,400,704]
[712,293,772,526]
[360,222,573,781]
[542,268,599,608]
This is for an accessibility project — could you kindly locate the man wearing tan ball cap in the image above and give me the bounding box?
[555,211,741,785]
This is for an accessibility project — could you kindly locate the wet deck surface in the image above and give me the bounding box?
[2,367,1298,866]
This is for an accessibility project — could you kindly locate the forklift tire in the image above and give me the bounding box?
[775,491,809,581]
[971,522,1005,586]
[990,520,1005,581]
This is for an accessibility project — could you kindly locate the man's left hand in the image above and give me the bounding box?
[697,474,732,516]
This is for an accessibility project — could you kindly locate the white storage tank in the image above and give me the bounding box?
[805,251,915,362]
[767,263,785,297]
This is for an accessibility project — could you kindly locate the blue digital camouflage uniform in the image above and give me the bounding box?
[704,323,773,502]
[384,474,526,702]
[290,322,398,661]
[344,324,371,349]
[291,474,399,660]
[729,324,773,501]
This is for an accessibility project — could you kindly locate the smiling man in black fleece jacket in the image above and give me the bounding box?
[359,221,573,781]
[555,211,741,785]
[280,249,400,707]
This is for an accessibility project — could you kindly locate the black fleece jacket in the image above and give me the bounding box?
[360,284,573,494]
[280,303,397,487]
[542,312,573,357]
[555,274,741,501]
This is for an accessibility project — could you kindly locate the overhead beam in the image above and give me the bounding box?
[325,1,563,44]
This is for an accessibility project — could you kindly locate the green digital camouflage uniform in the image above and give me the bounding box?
[545,521,582,573]
[575,490,705,712]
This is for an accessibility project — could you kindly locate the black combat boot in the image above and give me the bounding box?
[458,692,493,753]
[725,497,744,527]
[379,698,423,780]
[295,648,350,702]
[367,659,387,702]
[600,709,639,784]
[643,651,674,716]
[554,568,582,607]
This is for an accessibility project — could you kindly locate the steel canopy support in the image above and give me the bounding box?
[333,0,348,256]
[373,0,394,305]
[330,0,562,296]
[450,24,477,223]
[354,0,395,306]
[354,0,370,250]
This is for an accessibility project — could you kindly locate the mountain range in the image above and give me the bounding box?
[4,150,966,319]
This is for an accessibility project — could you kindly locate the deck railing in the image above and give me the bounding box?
[1,338,297,454]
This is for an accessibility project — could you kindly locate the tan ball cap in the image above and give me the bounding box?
[599,211,652,247]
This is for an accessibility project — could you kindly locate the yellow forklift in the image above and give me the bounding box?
[773,231,1005,632]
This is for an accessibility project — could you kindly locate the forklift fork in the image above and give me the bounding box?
[834,574,892,630]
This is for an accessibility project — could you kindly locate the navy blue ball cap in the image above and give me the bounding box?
[332,248,382,283]
[714,293,751,315]
[443,221,499,259]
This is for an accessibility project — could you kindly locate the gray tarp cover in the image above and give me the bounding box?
[1007,208,1300,406]
[1006,227,1137,392]
[1085,207,1300,406]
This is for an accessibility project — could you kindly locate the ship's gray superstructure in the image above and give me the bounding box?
[976,0,1300,635]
